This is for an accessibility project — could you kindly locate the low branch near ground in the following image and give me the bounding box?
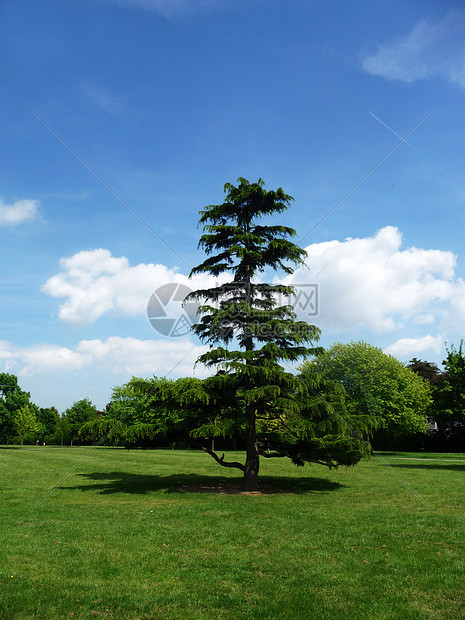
[257,436,343,468]
[259,451,287,459]
[201,446,245,471]
[258,445,332,467]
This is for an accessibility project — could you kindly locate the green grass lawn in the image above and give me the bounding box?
[1,446,465,619]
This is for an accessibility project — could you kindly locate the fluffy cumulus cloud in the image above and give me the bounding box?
[75,337,206,377]
[361,13,465,88]
[284,226,455,332]
[442,280,465,331]
[384,334,445,358]
[20,344,91,375]
[0,337,207,379]
[43,230,464,338]
[0,198,38,225]
[42,248,227,326]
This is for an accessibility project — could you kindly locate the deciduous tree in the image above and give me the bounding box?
[431,342,465,446]
[14,404,38,449]
[301,342,431,449]
[37,406,60,439]
[63,398,97,446]
[0,373,34,444]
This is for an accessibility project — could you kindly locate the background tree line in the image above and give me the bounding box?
[1,339,464,452]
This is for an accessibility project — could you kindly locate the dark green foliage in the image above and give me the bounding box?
[258,434,367,468]
[431,342,465,447]
[131,372,364,468]
[406,358,442,385]
[51,416,72,446]
[63,398,97,445]
[183,178,363,488]
[0,373,34,444]
[37,406,60,438]
[190,179,317,354]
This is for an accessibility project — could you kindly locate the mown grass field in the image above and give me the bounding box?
[1,446,465,619]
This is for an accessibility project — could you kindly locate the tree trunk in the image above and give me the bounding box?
[242,258,259,491]
[366,435,372,461]
[243,405,259,491]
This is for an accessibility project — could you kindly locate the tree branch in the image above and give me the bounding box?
[258,446,335,467]
[201,446,245,471]
[259,451,287,458]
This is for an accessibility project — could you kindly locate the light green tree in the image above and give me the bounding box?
[300,341,431,449]
[14,405,38,449]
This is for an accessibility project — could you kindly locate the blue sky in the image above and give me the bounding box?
[1,0,465,411]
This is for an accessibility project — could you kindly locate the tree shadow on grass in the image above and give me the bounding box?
[58,471,345,495]
[390,463,465,472]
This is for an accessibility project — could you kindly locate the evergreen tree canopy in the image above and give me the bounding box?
[406,358,442,386]
[182,178,363,490]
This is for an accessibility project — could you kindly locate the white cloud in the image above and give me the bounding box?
[0,198,38,225]
[361,13,465,88]
[43,231,464,337]
[42,248,227,326]
[0,337,208,410]
[284,226,455,332]
[0,341,14,360]
[20,344,92,376]
[384,334,445,358]
[75,336,206,376]
[0,337,207,379]
[0,341,15,373]
[442,280,465,332]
